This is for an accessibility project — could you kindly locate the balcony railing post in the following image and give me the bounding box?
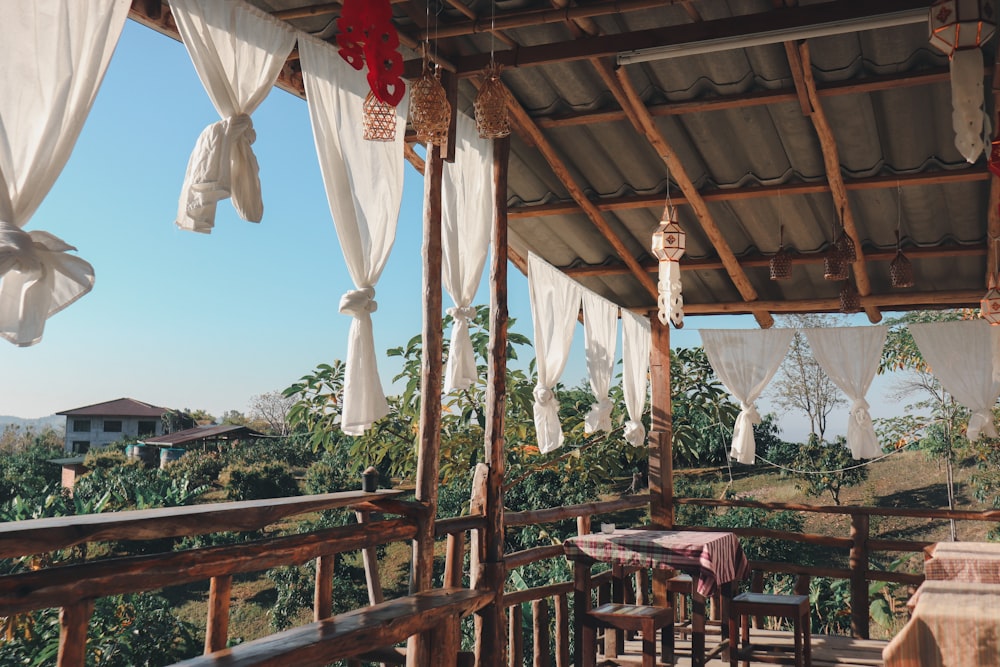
[555,593,570,667]
[533,598,551,667]
[205,575,232,653]
[57,599,93,667]
[849,512,870,639]
[315,554,334,620]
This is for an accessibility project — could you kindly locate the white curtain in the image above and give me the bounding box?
[299,35,408,436]
[621,310,650,447]
[582,291,618,433]
[805,326,887,459]
[440,113,494,393]
[528,253,582,454]
[910,320,1000,441]
[701,329,794,464]
[170,0,296,233]
[0,0,130,347]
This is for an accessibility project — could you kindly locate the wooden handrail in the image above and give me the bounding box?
[506,544,566,569]
[504,494,649,526]
[674,524,852,549]
[675,496,1000,522]
[0,490,406,558]
[435,513,487,537]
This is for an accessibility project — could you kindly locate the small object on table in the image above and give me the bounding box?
[601,522,615,534]
[361,466,379,492]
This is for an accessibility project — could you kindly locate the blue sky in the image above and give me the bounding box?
[0,20,897,444]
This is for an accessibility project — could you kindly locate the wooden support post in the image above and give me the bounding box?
[204,575,232,653]
[849,513,870,639]
[555,593,570,667]
[475,136,510,667]
[409,140,445,667]
[315,554,334,621]
[574,562,596,667]
[533,598,551,667]
[648,316,674,528]
[577,515,591,536]
[445,531,465,588]
[509,604,524,667]
[57,599,93,667]
[356,510,385,606]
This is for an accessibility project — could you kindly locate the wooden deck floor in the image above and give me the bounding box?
[602,628,887,666]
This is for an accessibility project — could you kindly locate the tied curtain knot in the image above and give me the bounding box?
[447,305,477,323]
[968,409,999,441]
[585,398,613,433]
[0,222,51,281]
[850,398,872,426]
[339,287,377,318]
[623,420,646,447]
[533,384,554,406]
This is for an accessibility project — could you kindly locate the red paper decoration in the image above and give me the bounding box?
[337,0,405,106]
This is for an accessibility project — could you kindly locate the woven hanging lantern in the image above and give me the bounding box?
[835,229,857,263]
[363,90,397,141]
[890,230,915,288]
[474,63,511,139]
[769,224,792,281]
[824,248,848,281]
[840,281,861,314]
[652,205,685,328]
[410,65,451,146]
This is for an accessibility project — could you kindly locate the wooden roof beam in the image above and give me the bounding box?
[615,66,781,327]
[987,51,1000,288]
[682,290,984,315]
[793,40,881,323]
[441,0,519,48]
[508,168,989,219]
[561,243,987,278]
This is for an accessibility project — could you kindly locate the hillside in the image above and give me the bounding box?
[0,414,63,433]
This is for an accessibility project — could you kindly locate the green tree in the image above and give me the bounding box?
[790,435,868,505]
[670,346,740,467]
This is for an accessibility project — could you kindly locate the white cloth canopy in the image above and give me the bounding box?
[805,326,887,459]
[701,329,794,464]
[528,253,582,454]
[582,291,618,433]
[440,113,494,393]
[910,320,1000,441]
[299,35,408,436]
[170,0,296,233]
[0,0,129,347]
[621,310,650,447]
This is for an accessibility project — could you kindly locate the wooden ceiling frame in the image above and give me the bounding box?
[789,40,881,323]
[682,289,984,315]
[987,52,1000,287]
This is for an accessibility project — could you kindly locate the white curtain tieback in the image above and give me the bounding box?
[585,398,613,432]
[226,113,255,144]
[739,402,762,425]
[339,287,377,317]
[968,409,999,441]
[0,222,77,279]
[533,384,554,405]
[850,398,872,424]
[623,420,646,447]
[447,305,477,322]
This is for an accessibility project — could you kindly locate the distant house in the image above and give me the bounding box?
[141,424,262,449]
[56,398,168,454]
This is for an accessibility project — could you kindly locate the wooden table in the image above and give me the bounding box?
[883,580,1000,667]
[563,529,750,667]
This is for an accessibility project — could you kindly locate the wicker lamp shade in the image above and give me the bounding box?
[824,248,848,281]
[363,90,397,141]
[890,249,915,288]
[474,63,511,139]
[839,281,861,314]
[410,67,450,146]
[835,229,857,263]
[769,246,792,280]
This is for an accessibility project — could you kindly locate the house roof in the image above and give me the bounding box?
[141,424,262,447]
[129,0,998,325]
[56,398,168,418]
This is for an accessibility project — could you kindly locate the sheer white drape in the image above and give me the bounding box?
[621,310,650,447]
[805,326,887,459]
[0,0,129,347]
[910,321,1000,441]
[441,113,493,393]
[701,329,794,464]
[582,291,618,433]
[299,35,408,436]
[170,0,296,233]
[528,253,582,454]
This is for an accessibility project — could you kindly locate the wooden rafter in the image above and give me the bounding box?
[682,290,984,315]
[612,65,774,328]
[988,52,1000,287]
[791,40,881,323]
[508,168,989,219]
[561,244,988,278]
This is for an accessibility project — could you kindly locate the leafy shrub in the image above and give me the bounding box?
[83,448,128,470]
[164,451,226,488]
[225,435,320,469]
[219,462,300,501]
[304,450,357,495]
[0,444,63,505]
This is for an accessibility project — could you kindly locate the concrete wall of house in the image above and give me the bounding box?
[63,415,164,453]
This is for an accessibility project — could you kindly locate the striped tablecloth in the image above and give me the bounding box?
[883,580,1000,667]
[562,529,750,598]
[924,541,1000,584]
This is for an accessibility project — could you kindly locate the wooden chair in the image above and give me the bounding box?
[588,602,674,667]
[728,576,811,667]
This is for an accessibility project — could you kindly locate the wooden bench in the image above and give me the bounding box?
[588,602,674,667]
[171,588,492,667]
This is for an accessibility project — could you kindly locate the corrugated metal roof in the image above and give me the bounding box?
[142,424,261,446]
[56,398,168,418]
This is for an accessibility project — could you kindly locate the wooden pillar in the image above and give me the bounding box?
[57,599,93,667]
[204,575,232,653]
[314,554,334,620]
[849,513,870,639]
[475,136,510,667]
[408,142,445,667]
[648,316,674,528]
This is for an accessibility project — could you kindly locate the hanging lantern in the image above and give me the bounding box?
[929,0,997,162]
[652,206,685,328]
[363,90,397,141]
[890,230,915,288]
[769,224,792,281]
[835,229,857,263]
[474,63,511,139]
[410,64,451,146]
[824,247,848,281]
[839,281,861,314]
[983,238,1000,324]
